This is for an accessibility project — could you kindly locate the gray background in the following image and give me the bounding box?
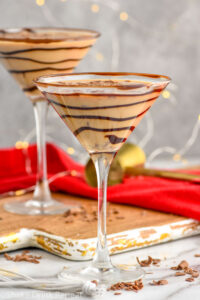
[0,0,199,165]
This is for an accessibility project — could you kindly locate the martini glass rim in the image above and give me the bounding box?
[0,27,100,43]
[34,72,171,93]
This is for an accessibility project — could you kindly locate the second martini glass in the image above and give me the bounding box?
[0,28,99,215]
[35,72,170,284]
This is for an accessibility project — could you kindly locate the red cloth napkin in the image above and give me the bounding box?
[1,143,200,220]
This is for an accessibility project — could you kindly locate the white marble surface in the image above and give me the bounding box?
[1,235,200,299]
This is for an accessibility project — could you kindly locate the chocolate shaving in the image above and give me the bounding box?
[72,211,78,216]
[63,210,71,217]
[184,267,193,275]
[137,256,161,267]
[63,204,123,223]
[23,28,35,33]
[4,250,42,264]
[107,279,143,292]
[92,210,97,217]
[185,277,194,282]
[152,258,161,265]
[191,270,199,278]
[65,216,74,223]
[175,272,185,276]
[178,260,189,270]
[171,260,199,280]
[150,280,168,286]
[170,260,189,271]
[114,292,121,295]
[4,253,12,261]
[91,280,98,286]
[136,256,153,267]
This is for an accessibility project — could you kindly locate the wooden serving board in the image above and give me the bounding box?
[0,193,200,260]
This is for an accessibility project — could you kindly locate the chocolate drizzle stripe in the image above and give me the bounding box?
[9,67,73,74]
[23,86,37,92]
[0,56,80,64]
[49,90,156,97]
[137,106,150,118]
[73,125,135,136]
[0,45,91,55]
[105,135,126,144]
[48,96,157,110]
[60,107,151,122]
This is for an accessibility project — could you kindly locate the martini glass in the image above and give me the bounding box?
[0,28,99,215]
[35,72,170,285]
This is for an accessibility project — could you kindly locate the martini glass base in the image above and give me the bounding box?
[58,264,145,286]
[4,180,77,215]
[4,198,70,215]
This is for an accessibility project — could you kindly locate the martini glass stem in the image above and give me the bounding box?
[4,100,70,214]
[33,100,51,202]
[92,155,113,269]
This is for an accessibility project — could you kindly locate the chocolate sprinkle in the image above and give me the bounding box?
[4,250,42,264]
[150,280,168,286]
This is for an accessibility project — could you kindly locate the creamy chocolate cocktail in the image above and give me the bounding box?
[39,75,166,155]
[0,28,99,102]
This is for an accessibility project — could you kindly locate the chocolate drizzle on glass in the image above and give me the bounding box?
[23,86,37,92]
[8,66,74,74]
[0,45,92,55]
[73,125,135,137]
[105,135,127,145]
[0,56,80,64]
[47,96,157,110]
